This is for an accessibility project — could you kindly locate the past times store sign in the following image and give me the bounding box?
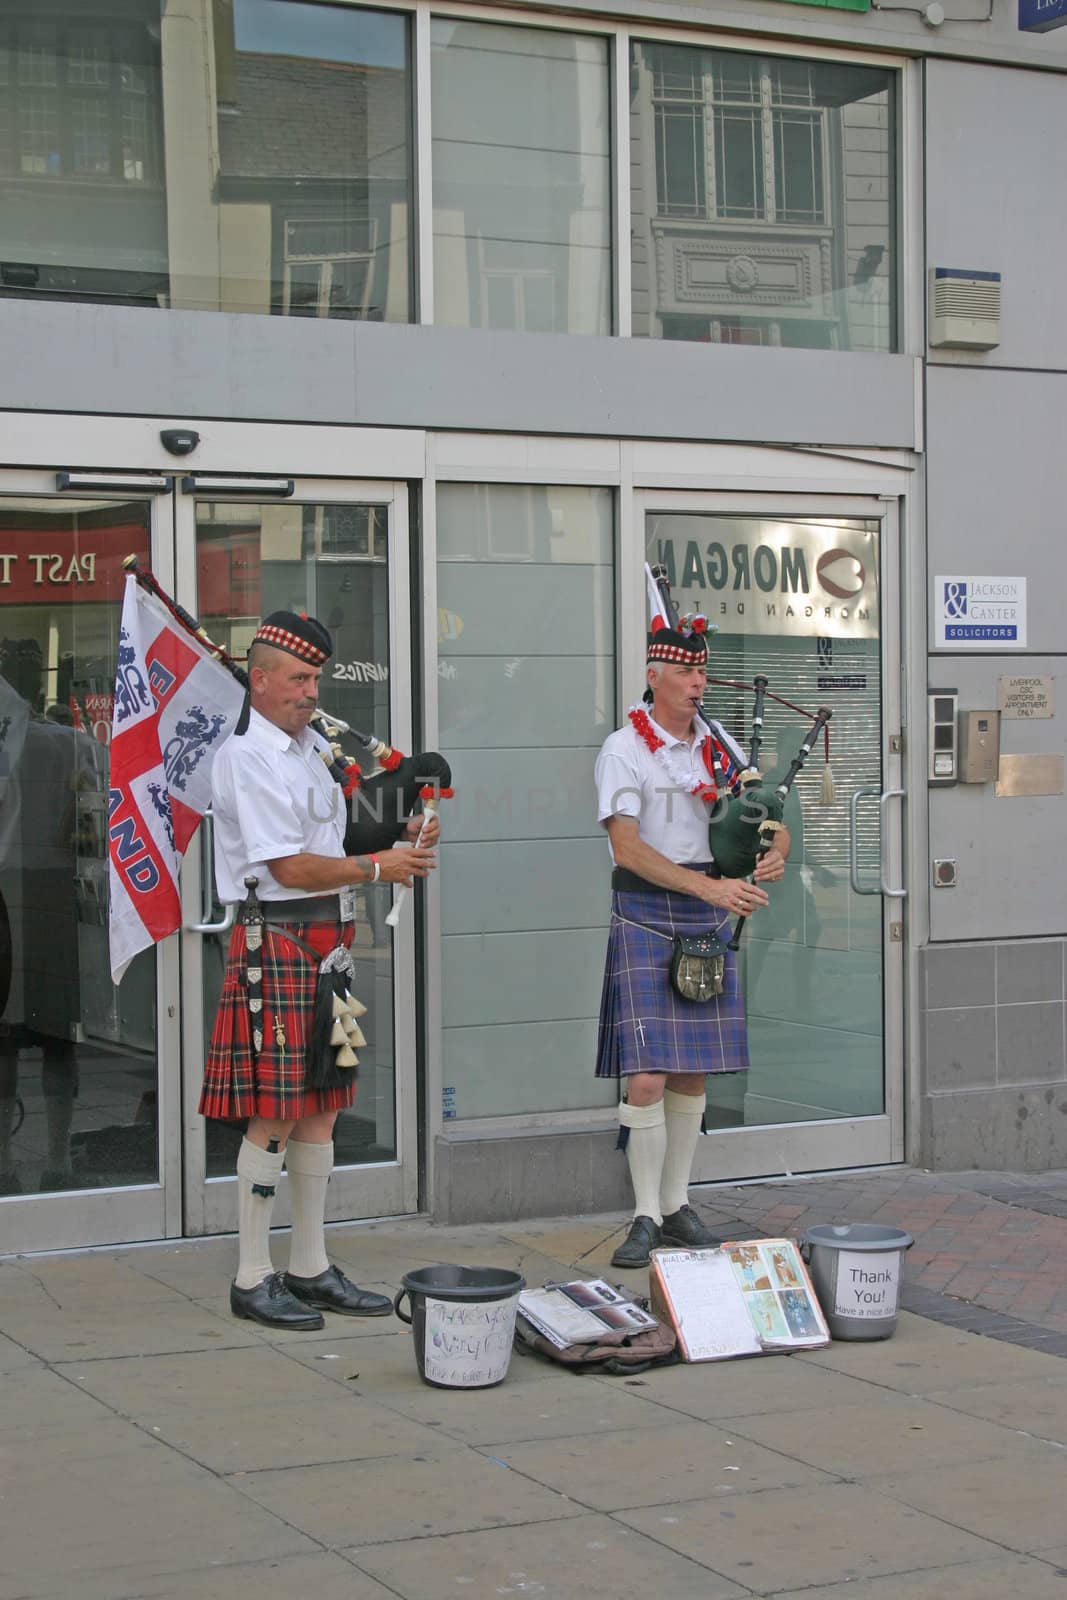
[647,517,878,640]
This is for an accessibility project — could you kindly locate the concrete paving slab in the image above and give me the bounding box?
[2,1431,317,1594]
[0,1298,263,1360]
[725,1393,1057,1479]
[925,1376,1067,1445]
[68,1552,399,1600]
[2,1254,191,1306]
[0,1328,43,1371]
[766,1556,1067,1600]
[0,1366,116,1436]
[135,1393,464,1475]
[350,1511,753,1599]
[372,1372,681,1446]
[608,1350,885,1420]
[797,1317,1067,1392]
[55,1344,350,1416]
[877,1453,1067,1553]
[235,1448,583,1546]
[498,1220,626,1268]
[617,1481,1007,1592]
[486,1417,833,1512]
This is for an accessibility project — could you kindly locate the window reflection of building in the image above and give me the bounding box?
[631,42,895,352]
[210,0,411,322]
[0,2,167,307]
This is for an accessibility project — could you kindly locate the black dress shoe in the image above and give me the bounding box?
[660,1204,725,1250]
[230,1272,325,1330]
[283,1264,392,1317]
[611,1215,662,1268]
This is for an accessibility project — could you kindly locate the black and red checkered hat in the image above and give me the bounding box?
[252,611,333,666]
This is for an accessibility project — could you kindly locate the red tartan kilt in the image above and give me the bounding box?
[200,920,358,1123]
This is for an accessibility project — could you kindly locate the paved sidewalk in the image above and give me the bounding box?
[4,1168,1067,1599]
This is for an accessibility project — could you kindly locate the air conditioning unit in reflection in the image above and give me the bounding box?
[929,268,1001,349]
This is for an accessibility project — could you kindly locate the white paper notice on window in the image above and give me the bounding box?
[833,1249,901,1320]
[421,1294,518,1387]
[654,1249,762,1361]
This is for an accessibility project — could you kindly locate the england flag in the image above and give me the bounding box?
[108,576,246,983]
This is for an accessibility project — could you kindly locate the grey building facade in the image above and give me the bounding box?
[0,0,1065,1254]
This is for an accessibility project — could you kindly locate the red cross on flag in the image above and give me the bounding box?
[108,576,246,983]
[645,563,669,634]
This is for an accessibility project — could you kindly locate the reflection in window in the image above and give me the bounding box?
[0,4,166,308]
[208,0,412,321]
[436,484,617,1118]
[632,42,896,352]
[0,499,159,1195]
[432,20,611,334]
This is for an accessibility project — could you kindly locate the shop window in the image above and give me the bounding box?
[632,41,896,352]
[436,483,617,1119]
[432,19,611,335]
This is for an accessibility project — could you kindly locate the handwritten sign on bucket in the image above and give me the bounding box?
[422,1294,519,1387]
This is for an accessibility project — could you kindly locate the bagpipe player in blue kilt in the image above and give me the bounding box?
[594,571,790,1268]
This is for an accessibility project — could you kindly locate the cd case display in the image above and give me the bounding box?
[518,1278,659,1350]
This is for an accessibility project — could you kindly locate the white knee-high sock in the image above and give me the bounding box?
[619,1100,667,1225]
[285,1138,333,1280]
[234,1138,285,1290]
[660,1088,705,1216]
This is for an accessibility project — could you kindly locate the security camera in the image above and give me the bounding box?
[160,428,200,456]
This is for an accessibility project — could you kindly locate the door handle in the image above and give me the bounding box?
[849,787,907,899]
[186,810,235,933]
[879,788,907,899]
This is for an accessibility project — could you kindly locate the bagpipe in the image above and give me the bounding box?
[122,558,453,899]
[648,563,834,950]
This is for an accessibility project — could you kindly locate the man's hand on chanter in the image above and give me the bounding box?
[702,874,769,916]
[404,811,441,847]
[376,845,436,886]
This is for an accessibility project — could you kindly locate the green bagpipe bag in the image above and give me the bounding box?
[708,777,785,880]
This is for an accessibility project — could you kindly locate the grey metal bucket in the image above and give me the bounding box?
[393,1264,525,1388]
[803,1223,914,1340]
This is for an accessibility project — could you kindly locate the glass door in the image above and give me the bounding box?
[640,495,904,1181]
[177,477,419,1236]
[0,471,179,1252]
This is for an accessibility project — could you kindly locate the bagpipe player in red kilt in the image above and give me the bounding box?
[594,578,790,1269]
[200,611,437,1329]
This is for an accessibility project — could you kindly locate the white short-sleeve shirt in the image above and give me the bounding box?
[594,711,746,866]
[210,707,345,903]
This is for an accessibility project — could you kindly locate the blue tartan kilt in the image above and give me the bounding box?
[595,887,749,1079]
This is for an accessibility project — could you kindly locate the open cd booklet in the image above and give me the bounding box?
[650,1238,831,1361]
[518,1279,660,1350]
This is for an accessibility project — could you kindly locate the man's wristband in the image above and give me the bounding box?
[370,854,381,884]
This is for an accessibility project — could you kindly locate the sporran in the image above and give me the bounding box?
[669,931,728,1003]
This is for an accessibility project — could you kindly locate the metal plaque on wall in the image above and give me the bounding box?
[997,676,1054,719]
[994,754,1065,798]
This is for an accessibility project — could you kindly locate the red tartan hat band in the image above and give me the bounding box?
[647,630,708,666]
[253,611,333,665]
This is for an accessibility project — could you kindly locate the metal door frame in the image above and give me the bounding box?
[0,463,179,1252]
[176,474,421,1236]
[630,487,905,1183]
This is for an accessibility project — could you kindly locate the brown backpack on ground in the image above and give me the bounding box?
[513,1314,678,1376]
